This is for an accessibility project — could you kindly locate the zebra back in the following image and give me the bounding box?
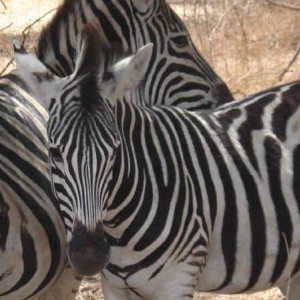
[36,0,233,110]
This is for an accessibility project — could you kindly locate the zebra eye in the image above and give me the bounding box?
[102,71,114,81]
[0,202,9,218]
[50,147,63,163]
[172,35,189,48]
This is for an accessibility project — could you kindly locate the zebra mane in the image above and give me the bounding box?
[36,0,131,77]
[37,1,133,78]
[47,0,74,24]
[73,24,139,113]
[36,0,76,73]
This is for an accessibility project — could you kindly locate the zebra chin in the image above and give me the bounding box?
[67,221,111,276]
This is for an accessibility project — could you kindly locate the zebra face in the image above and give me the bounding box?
[47,90,119,276]
[14,24,153,276]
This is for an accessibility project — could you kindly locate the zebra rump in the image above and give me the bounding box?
[0,72,81,299]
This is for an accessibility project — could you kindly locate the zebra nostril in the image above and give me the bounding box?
[67,244,110,276]
[67,222,111,276]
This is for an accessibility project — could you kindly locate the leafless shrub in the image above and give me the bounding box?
[0,0,6,10]
[169,0,300,98]
[0,2,57,76]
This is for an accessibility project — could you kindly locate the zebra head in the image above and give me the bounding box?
[37,0,233,108]
[14,24,153,276]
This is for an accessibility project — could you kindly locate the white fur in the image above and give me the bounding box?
[14,49,64,110]
[99,43,153,103]
[14,40,153,110]
[131,0,154,13]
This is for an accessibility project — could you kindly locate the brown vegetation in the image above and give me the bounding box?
[0,0,299,299]
[1,0,299,98]
[172,0,300,99]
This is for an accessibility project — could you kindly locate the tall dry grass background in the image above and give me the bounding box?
[0,0,299,299]
[172,0,300,99]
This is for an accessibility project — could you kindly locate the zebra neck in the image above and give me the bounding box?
[104,81,300,245]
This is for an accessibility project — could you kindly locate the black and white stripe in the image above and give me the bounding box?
[0,72,80,299]
[37,0,233,111]
[15,26,300,299]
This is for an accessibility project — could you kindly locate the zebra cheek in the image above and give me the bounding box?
[67,222,111,276]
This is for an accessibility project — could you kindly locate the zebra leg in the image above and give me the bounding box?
[149,262,199,300]
[102,272,196,300]
[154,275,196,300]
[101,275,130,300]
[37,265,81,300]
[278,272,300,300]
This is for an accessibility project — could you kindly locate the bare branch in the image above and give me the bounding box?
[279,43,300,81]
[209,1,239,40]
[265,0,300,11]
[0,0,7,10]
[0,7,57,75]
[21,7,57,46]
[0,22,13,32]
[0,58,13,77]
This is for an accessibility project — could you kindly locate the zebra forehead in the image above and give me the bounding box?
[32,71,55,82]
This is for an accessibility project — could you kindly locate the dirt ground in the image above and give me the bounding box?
[0,0,299,299]
[77,275,283,300]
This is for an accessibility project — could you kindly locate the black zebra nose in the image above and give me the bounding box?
[67,221,110,276]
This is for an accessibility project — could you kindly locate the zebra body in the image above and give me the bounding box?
[0,73,80,299]
[15,26,300,299]
[37,0,233,110]
[103,81,300,297]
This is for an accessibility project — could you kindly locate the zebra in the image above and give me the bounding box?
[0,71,81,299]
[37,0,233,111]
[2,0,233,297]
[14,24,300,299]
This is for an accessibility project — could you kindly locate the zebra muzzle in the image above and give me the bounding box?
[67,221,111,276]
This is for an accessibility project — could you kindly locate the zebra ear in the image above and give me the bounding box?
[132,0,155,13]
[98,43,153,102]
[13,40,61,110]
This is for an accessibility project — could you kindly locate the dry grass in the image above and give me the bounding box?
[75,275,284,300]
[195,290,283,300]
[174,0,300,99]
[0,0,299,95]
[0,0,299,299]
[0,0,57,75]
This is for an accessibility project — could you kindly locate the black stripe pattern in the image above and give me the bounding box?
[37,0,233,111]
[0,73,68,299]
[46,45,300,298]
